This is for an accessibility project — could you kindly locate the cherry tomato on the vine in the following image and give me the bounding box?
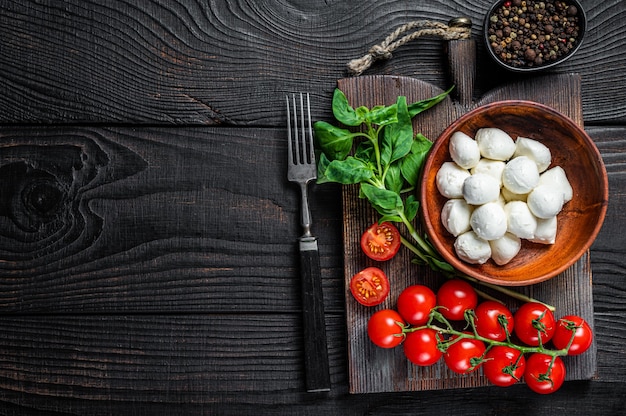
[349,267,390,307]
[436,279,478,321]
[403,328,443,366]
[551,315,593,355]
[514,302,555,346]
[443,333,486,374]
[524,353,566,394]
[474,301,514,342]
[483,346,526,387]
[397,285,437,326]
[367,309,406,348]
[360,222,401,261]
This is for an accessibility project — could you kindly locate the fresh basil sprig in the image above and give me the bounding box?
[313,87,556,311]
[314,87,453,273]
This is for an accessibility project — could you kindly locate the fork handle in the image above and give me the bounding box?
[298,236,331,392]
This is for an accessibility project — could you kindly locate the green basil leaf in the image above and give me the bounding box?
[360,183,404,214]
[384,163,404,195]
[365,104,398,126]
[331,88,363,126]
[322,156,374,185]
[354,140,374,162]
[316,152,332,183]
[408,86,454,118]
[380,96,413,166]
[313,120,353,161]
[379,214,403,223]
[400,133,432,186]
[404,195,419,222]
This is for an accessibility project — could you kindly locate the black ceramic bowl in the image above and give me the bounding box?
[483,0,586,72]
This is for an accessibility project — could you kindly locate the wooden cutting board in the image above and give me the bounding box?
[338,39,596,394]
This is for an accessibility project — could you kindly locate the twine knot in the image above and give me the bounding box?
[369,44,393,60]
[346,18,472,76]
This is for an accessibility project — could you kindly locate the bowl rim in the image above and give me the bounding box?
[483,0,587,73]
[420,100,608,286]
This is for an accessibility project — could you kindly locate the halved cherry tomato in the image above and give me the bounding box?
[367,309,406,348]
[551,315,593,355]
[349,267,390,307]
[360,222,401,261]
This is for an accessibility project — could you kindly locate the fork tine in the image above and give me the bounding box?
[303,93,315,166]
[287,93,316,167]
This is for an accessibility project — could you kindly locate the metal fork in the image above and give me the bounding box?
[286,93,331,393]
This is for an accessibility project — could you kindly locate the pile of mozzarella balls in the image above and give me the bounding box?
[435,127,572,266]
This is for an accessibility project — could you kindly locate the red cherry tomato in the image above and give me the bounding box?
[474,301,514,342]
[483,346,526,387]
[349,267,390,307]
[403,328,443,366]
[514,302,556,346]
[551,315,593,355]
[524,353,566,394]
[360,222,401,261]
[443,334,486,374]
[367,309,406,348]
[397,285,437,326]
[436,279,478,321]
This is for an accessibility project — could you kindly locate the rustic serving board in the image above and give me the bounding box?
[338,43,597,393]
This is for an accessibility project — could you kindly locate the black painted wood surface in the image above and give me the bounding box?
[0,0,625,414]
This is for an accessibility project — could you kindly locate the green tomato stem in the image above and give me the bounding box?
[405,310,570,359]
[398,228,556,312]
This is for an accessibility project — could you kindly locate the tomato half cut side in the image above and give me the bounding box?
[349,267,390,307]
[360,222,401,261]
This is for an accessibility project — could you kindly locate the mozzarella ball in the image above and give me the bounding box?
[504,201,537,239]
[527,185,565,219]
[436,162,471,198]
[454,231,492,264]
[475,128,516,161]
[513,136,552,172]
[462,173,501,205]
[531,216,558,244]
[470,202,507,241]
[441,199,473,237]
[489,233,522,265]
[470,158,506,185]
[449,131,481,169]
[538,166,573,203]
[502,156,540,194]
[501,186,528,202]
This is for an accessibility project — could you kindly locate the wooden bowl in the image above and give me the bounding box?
[420,101,608,286]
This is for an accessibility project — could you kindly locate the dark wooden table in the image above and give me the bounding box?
[1,1,625,414]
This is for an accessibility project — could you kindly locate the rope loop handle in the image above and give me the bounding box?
[346,18,472,76]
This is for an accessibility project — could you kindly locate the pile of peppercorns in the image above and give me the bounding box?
[486,0,583,69]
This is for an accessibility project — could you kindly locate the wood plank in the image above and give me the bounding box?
[0,0,625,125]
[0,313,624,414]
[338,73,598,392]
[0,126,345,313]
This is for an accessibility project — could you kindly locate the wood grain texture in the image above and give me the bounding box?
[0,0,625,413]
[0,0,625,125]
[0,126,345,313]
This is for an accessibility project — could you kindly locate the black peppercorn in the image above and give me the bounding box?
[486,0,582,69]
